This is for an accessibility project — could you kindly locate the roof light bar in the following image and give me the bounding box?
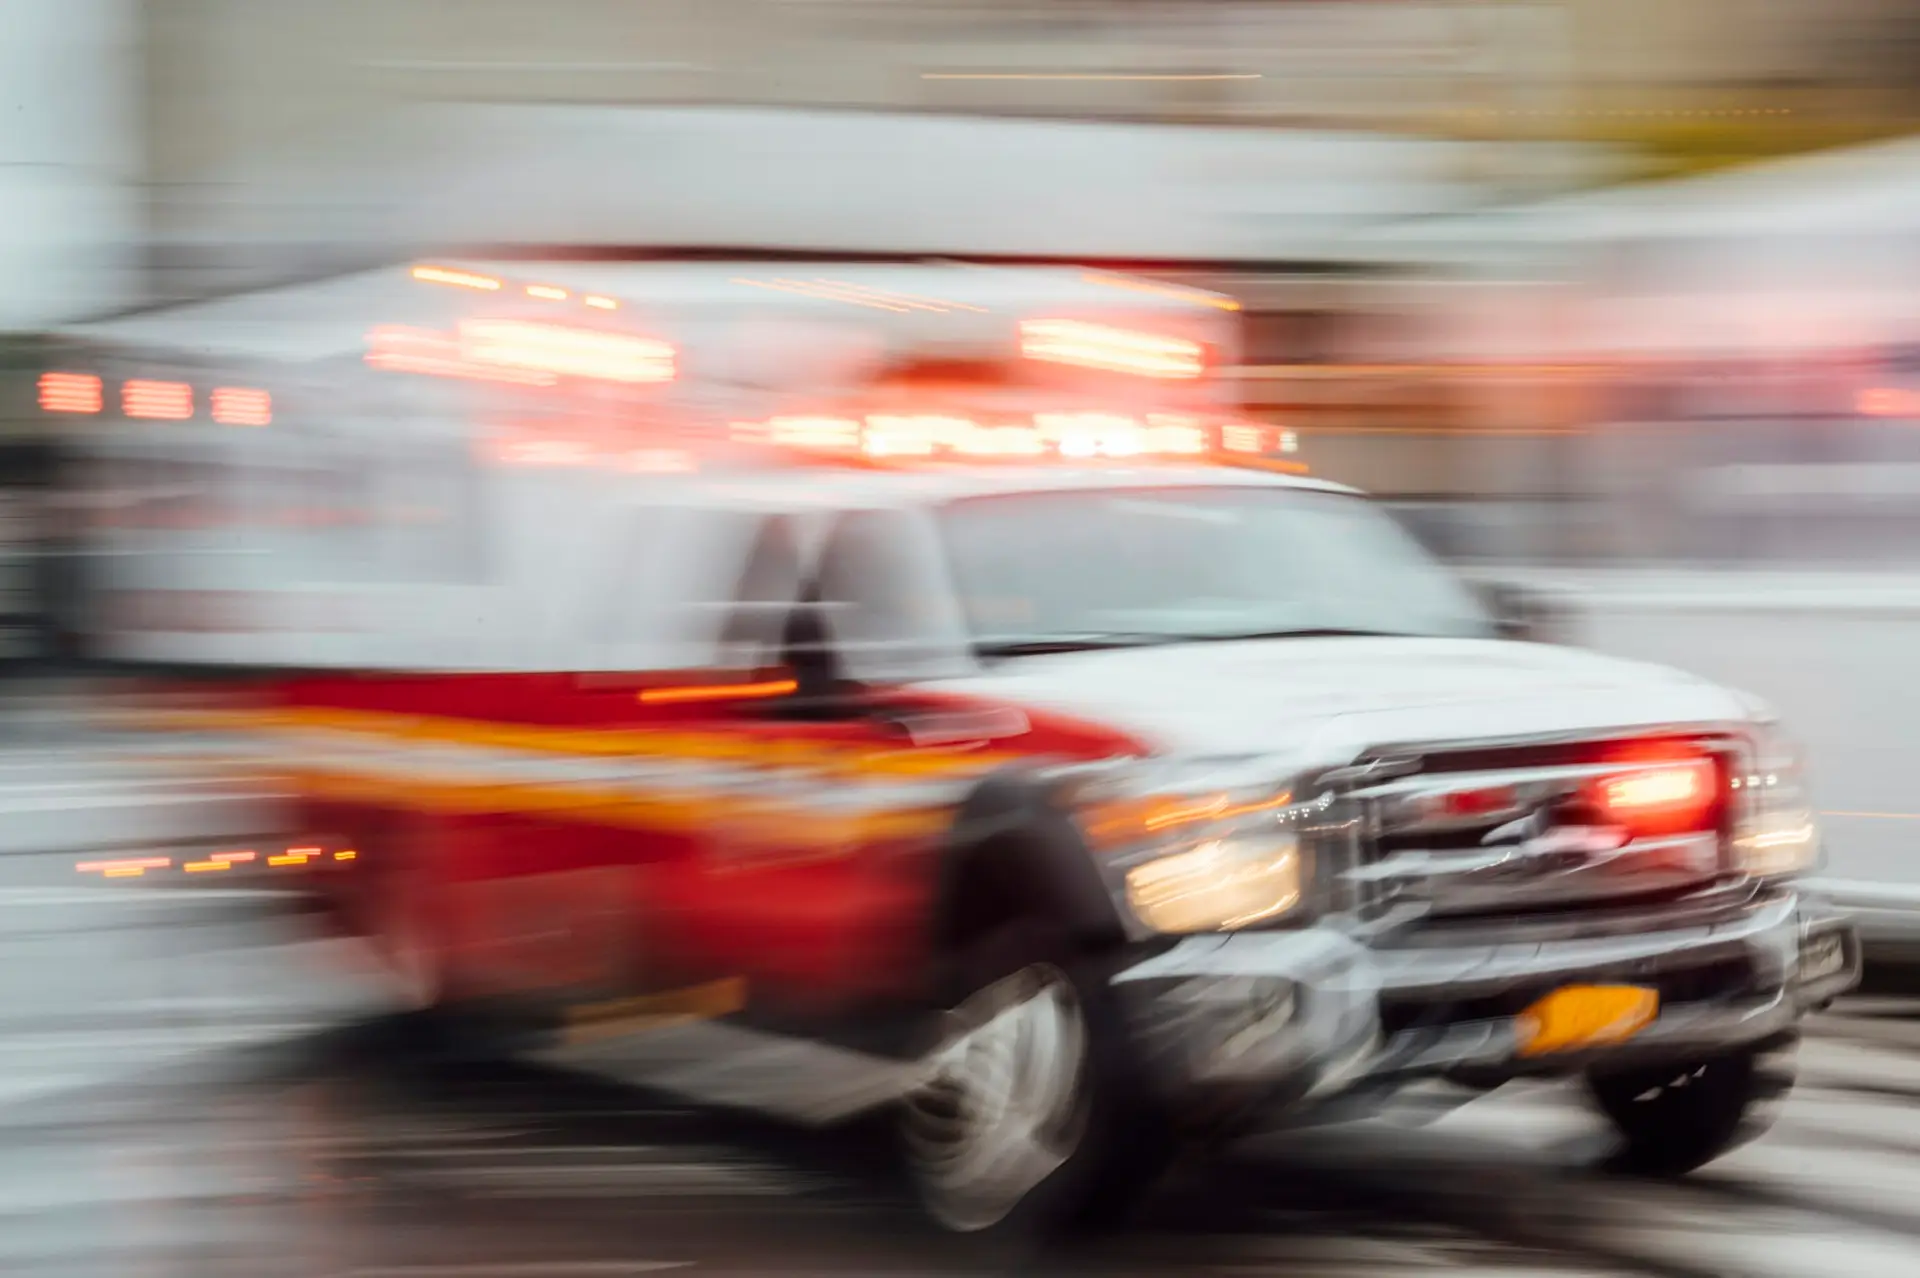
[457,320,677,384]
[1019,319,1207,380]
[734,411,1276,465]
[412,265,502,291]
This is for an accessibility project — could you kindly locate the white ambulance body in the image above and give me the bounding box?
[45,260,1253,673]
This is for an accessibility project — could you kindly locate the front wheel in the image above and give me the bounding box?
[900,925,1171,1240]
[1586,1036,1798,1176]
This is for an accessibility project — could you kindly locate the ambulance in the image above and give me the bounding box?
[40,260,1858,1240]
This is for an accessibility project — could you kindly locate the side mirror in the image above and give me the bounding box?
[1473,578,1576,645]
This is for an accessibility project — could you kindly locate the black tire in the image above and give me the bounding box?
[1585,1035,1798,1176]
[899,919,1173,1245]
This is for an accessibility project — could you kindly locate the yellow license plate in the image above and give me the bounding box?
[1515,984,1659,1057]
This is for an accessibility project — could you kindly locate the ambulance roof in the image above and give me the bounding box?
[674,462,1357,515]
[58,260,1238,367]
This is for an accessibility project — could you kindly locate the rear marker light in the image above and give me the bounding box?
[39,372,102,414]
[211,387,272,426]
[123,380,194,421]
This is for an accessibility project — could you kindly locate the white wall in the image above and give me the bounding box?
[0,0,143,329]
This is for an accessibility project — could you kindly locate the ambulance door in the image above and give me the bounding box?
[695,507,979,1024]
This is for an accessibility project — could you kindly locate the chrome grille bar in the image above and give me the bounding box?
[1327,733,1750,920]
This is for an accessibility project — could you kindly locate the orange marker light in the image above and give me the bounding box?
[123,380,194,420]
[639,678,798,706]
[412,265,501,291]
[334,849,358,862]
[183,859,231,873]
[39,372,102,414]
[267,854,308,867]
[210,387,272,426]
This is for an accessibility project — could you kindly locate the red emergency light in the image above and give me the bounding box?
[731,410,1285,466]
[1019,319,1207,381]
[365,321,676,387]
[458,319,676,385]
[1592,756,1718,838]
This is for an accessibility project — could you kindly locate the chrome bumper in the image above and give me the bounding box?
[1109,887,1859,1130]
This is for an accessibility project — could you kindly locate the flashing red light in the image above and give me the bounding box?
[211,387,272,426]
[1019,319,1207,380]
[123,380,193,421]
[412,265,501,291]
[39,372,102,414]
[1595,758,1717,835]
[457,319,676,384]
[738,411,1253,464]
[1442,786,1518,818]
[365,325,558,386]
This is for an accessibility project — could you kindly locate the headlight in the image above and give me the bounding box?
[1732,724,1822,879]
[1123,834,1304,933]
[1070,759,1324,934]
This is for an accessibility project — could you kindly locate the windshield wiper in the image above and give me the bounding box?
[974,632,1193,658]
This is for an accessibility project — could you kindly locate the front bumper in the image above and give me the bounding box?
[1110,885,1859,1132]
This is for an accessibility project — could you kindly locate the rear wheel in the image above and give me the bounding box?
[901,923,1171,1240]
[1586,1036,1798,1175]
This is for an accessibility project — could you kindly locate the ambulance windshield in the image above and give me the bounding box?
[937,486,1494,652]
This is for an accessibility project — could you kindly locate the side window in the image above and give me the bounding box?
[815,509,969,682]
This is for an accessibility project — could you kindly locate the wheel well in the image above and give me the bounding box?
[940,838,1034,953]
[936,832,1124,956]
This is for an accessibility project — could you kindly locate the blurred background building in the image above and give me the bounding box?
[7,0,1920,564]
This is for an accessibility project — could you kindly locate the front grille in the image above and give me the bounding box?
[1333,732,1747,922]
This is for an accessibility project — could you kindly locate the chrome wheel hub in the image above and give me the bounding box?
[902,964,1089,1233]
